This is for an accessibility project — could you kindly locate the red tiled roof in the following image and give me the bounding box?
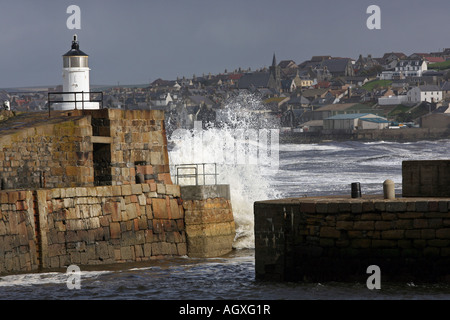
[425,56,445,63]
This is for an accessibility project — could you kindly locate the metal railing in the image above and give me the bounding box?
[173,163,218,185]
[47,91,104,117]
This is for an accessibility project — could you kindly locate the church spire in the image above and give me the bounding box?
[272,53,277,67]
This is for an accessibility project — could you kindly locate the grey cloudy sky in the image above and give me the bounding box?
[1,0,449,88]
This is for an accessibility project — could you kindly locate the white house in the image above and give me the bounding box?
[379,59,427,80]
[406,85,443,104]
[155,92,173,107]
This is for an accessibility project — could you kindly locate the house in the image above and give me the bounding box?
[380,52,407,70]
[299,77,314,88]
[379,59,427,80]
[354,54,380,75]
[186,95,215,108]
[442,81,450,100]
[278,60,298,78]
[278,60,297,69]
[285,94,310,109]
[154,92,173,107]
[321,58,355,77]
[281,78,297,93]
[323,113,389,130]
[301,88,329,101]
[344,76,369,87]
[309,103,359,121]
[406,85,443,104]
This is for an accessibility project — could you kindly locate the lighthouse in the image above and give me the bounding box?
[55,35,99,110]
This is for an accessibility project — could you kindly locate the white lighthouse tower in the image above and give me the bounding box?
[55,35,99,110]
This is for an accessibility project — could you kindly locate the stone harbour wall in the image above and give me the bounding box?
[0,114,94,189]
[0,183,186,274]
[254,196,450,282]
[0,190,38,274]
[0,109,172,190]
[0,110,236,275]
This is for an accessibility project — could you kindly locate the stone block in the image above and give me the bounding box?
[121,185,132,196]
[375,221,393,230]
[156,184,166,195]
[152,198,169,219]
[320,227,341,239]
[421,229,435,239]
[335,221,353,231]
[413,219,428,229]
[131,184,142,195]
[350,238,371,248]
[381,230,404,240]
[138,194,147,206]
[436,228,450,239]
[165,184,181,198]
[110,222,121,239]
[353,221,374,230]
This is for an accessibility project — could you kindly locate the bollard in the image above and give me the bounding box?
[383,179,395,199]
[351,182,361,198]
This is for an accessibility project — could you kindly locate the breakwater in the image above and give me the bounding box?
[254,160,450,282]
[0,109,235,275]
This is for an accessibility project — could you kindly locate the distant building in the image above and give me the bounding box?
[407,85,443,104]
[354,54,380,74]
[441,81,450,100]
[379,59,427,80]
[154,92,173,107]
[380,52,407,68]
[378,94,408,106]
[321,58,355,77]
[237,54,281,92]
[421,113,450,129]
[324,113,389,130]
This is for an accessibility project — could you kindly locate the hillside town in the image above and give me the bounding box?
[2,48,450,138]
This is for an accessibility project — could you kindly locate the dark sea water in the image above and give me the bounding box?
[1,139,450,302]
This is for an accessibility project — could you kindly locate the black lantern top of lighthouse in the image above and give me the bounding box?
[63,34,88,57]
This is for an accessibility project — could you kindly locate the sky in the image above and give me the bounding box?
[0,0,449,88]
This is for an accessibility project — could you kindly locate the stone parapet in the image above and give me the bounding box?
[0,109,171,190]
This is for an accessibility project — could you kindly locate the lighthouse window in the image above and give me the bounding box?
[64,56,88,68]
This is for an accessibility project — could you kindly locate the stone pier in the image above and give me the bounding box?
[254,160,450,282]
[0,110,235,275]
